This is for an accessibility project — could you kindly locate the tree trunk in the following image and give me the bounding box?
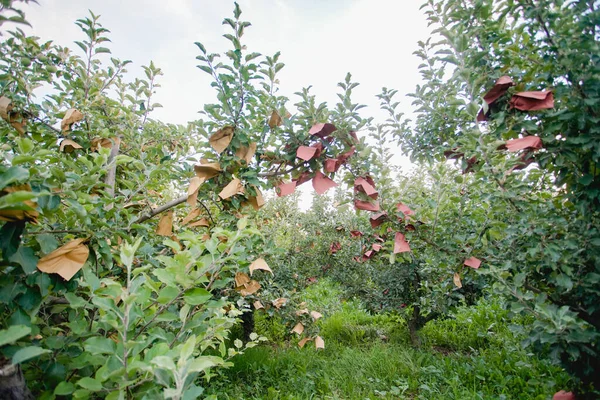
[408,305,422,347]
[0,363,34,400]
[240,310,254,341]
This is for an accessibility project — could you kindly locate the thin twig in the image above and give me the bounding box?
[25,229,85,235]
[199,201,215,225]
[32,116,61,134]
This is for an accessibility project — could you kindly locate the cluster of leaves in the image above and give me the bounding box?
[0,3,375,398]
[390,0,600,395]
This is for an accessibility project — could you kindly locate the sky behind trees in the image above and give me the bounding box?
[22,0,429,125]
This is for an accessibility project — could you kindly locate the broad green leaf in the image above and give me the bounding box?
[183,288,211,305]
[54,381,75,395]
[0,325,31,346]
[36,233,59,254]
[187,356,222,373]
[12,346,51,364]
[0,191,37,208]
[0,166,29,189]
[84,337,116,355]
[76,377,103,391]
[64,292,87,308]
[179,335,196,364]
[151,355,176,371]
[9,246,38,274]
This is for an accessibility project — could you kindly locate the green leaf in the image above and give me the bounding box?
[579,174,593,186]
[0,166,29,190]
[151,355,176,371]
[179,335,196,363]
[157,285,179,304]
[183,288,211,305]
[83,337,116,355]
[54,381,75,395]
[187,356,222,373]
[9,246,38,274]
[12,346,51,364]
[0,221,25,260]
[0,325,31,346]
[0,191,37,209]
[76,377,103,391]
[195,41,207,54]
[64,292,87,308]
[16,138,34,154]
[36,233,59,254]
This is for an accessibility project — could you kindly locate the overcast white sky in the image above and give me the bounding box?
[19,0,431,207]
[21,0,429,124]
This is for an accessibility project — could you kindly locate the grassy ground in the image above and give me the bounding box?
[205,281,572,399]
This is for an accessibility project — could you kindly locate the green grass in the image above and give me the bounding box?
[206,342,569,399]
[207,281,572,399]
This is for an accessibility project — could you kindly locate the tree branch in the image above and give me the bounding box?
[104,137,121,198]
[135,195,187,224]
[257,163,303,178]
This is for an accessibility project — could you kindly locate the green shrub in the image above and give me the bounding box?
[421,298,516,352]
[254,310,288,345]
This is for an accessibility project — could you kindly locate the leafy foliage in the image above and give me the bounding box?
[0,3,370,398]
[392,0,600,394]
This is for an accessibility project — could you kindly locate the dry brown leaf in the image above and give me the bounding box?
[219,177,244,200]
[248,186,265,211]
[123,201,148,209]
[61,108,84,132]
[240,280,261,296]
[296,146,318,161]
[235,272,251,287]
[9,112,26,135]
[277,181,296,197]
[235,142,257,164]
[453,272,462,288]
[310,311,323,320]
[315,336,325,350]
[91,137,116,152]
[464,257,482,269]
[393,232,411,253]
[209,126,234,154]
[59,139,83,153]
[147,190,162,198]
[188,217,210,228]
[354,199,380,212]
[182,208,201,225]
[298,337,312,349]
[505,136,543,152]
[296,308,309,316]
[312,171,337,195]
[272,298,287,309]
[291,322,304,335]
[254,300,264,310]
[249,258,273,276]
[156,210,174,236]
[37,238,89,281]
[510,91,554,111]
[0,96,12,120]
[0,184,38,223]
[187,176,205,207]
[194,162,222,180]
[268,110,282,128]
